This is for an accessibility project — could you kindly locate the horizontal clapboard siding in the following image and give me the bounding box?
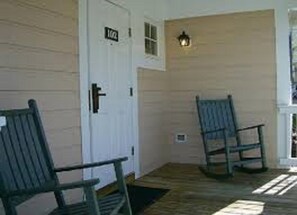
[165,10,277,166]
[0,0,81,214]
[0,0,77,36]
[0,68,78,91]
[14,0,78,19]
[0,44,78,72]
[137,68,170,176]
[0,20,78,54]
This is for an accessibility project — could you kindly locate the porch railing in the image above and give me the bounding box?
[279,105,297,165]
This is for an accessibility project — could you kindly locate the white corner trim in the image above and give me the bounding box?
[79,0,92,180]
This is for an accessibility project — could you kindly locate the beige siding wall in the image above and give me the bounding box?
[137,68,170,176]
[0,0,82,214]
[165,10,278,167]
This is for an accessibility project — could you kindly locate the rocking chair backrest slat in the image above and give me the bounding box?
[196,95,238,140]
[0,100,57,206]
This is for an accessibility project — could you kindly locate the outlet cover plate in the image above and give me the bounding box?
[175,133,187,143]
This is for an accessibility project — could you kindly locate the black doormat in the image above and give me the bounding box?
[112,185,169,214]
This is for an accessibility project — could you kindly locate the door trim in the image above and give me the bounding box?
[79,0,92,180]
[78,0,139,181]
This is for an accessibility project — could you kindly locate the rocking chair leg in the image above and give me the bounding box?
[114,162,132,215]
[235,135,244,168]
[258,126,267,168]
[202,135,211,172]
[84,186,101,215]
[238,152,244,167]
[260,146,267,169]
[225,149,233,175]
[54,190,66,208]
[205,154,212,172]
[3,198,17,215]
[223,131,233,176]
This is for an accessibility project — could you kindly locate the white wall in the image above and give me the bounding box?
[164,0,297,166]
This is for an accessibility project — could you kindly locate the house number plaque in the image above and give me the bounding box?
[105,27,119,42]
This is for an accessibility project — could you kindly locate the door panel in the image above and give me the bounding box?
[88,0,133,188]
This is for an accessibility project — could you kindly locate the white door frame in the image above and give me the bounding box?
[78,0,140,180]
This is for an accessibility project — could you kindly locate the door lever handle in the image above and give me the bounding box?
[97,87,107,97]
[92,83,107,113]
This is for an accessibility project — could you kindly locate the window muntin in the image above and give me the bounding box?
[145,22,158,56]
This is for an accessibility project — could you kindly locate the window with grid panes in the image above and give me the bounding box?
[145,22,158,56]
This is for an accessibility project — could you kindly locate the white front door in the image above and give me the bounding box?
[88,0,133,188]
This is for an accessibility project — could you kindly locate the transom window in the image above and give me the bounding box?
[145,22,158,56]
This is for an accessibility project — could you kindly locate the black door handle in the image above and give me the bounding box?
[92,83,106,113]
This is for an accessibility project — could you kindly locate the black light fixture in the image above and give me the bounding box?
[177,31,191,47]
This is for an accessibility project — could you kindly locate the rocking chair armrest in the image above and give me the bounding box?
[5,179,99,197]
[236,124,265,132]
[201,128,226,135]
[54,157,128,173]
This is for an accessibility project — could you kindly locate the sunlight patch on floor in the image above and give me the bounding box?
[212,200,264,215]
[289,167,297,173]
[252,174,297,195]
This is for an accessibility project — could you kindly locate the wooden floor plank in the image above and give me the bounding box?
[133,163,297,215]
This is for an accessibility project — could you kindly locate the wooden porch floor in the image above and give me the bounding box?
[132,163,297,215]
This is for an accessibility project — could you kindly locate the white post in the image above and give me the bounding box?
[286,114,292,159]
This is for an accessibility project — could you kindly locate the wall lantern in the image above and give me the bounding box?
[177,31,191,47]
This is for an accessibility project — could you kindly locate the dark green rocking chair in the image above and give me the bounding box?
[0,100,132,215]
[196,95,267,179]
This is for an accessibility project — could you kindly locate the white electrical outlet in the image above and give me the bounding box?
[0,116,6,131]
